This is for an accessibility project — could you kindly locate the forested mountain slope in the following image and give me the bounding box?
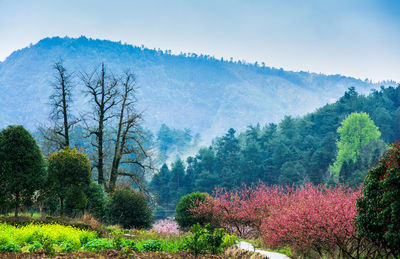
[151,86,400,217]
[0,36,391,141]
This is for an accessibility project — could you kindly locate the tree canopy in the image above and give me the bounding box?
[151,86,400,217]
[46,147,91,216]
[0,125,46,216]
[330,112,381,181]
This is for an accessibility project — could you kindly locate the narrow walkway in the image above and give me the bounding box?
[237,241,291,259]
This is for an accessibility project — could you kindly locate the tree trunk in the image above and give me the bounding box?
[97,64,106,186]
[14,191,19,217]
[109,157,121,191]
[60,197,64,217]
[97,123,104,185]
[61,76,70,148]
[109,82,126,191]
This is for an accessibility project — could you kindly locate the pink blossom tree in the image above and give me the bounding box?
[190,183,382,257]
[151,218,182,235]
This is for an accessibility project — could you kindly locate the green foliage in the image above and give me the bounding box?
[356,143,400,257]
[175,192,209,229]
[112,230,125,249]
[84,181,107,220]
[0,125,46,216]
[41,234,56,256]
[338,139,386,186]
[0,236,21,252]
[150,164,172,219]
[83,238,114,251]
[279,161,306,186]
[0,221,235,255]
[64,186,88,217]
[152,86,400,217]
[46,147,91,216]
[141,239,161,252]
[330,112,381,180]
[168,159,186,205]
[0,222,97,253]
[106,186,153,229]
[184,223,228,255]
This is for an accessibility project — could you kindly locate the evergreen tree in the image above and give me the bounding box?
[0,125,46,216]
[356,143,400,257]
[46,148,91,216]
[168,159,186,203]
[215,128,240,188]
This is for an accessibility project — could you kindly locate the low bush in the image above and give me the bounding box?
[106,186,153,229]
[85,182,107,220]
[184,223,236,255]
[83,238,114,251]
[142,239,162,252]
[175,192,209,230]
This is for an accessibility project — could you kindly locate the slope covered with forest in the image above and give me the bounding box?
[0,36,390,142]
[151,86,400,217]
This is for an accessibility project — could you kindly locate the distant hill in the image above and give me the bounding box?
[0,36,392,142]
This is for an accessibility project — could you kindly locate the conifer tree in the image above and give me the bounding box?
[0,125,46,216]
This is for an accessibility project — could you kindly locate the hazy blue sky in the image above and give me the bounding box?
[1,0,399,81]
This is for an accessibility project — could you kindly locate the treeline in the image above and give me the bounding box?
[150,85,400,217]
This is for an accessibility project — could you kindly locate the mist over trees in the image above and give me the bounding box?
[156,124,200,164]
[151,85,400,217]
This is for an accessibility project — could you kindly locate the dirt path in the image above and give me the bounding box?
[236,241,292,259]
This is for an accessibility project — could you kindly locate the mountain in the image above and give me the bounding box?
[0,36,392,141]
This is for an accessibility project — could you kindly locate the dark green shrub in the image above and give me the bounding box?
[122,239,136,249]
[184,223,226,255]
[60,240,75,252]
[83,238,114,251]
[64,186,88,217]
[356,143,400,257]
[85,181,107,220]
[175,192,208,229]
[42,236,56,256]
[47,148,91,217]
[0,242,21,252]
[142,240,161,252]
[0,236,21,252]
[0,125,46,217]
[106,186,153,229]
[27,241,42,252]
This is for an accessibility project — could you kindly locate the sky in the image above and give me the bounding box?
[0,0,399,82]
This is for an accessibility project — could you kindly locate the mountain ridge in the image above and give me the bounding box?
[0,36,394,142]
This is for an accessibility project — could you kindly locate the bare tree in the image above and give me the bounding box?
[81,65,154,192]
[40,60,78,150]
[81,63,119,186]
[108,70,154,192]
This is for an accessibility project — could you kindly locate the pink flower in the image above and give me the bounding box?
[151,219,182,235]
[191,183,361,254]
